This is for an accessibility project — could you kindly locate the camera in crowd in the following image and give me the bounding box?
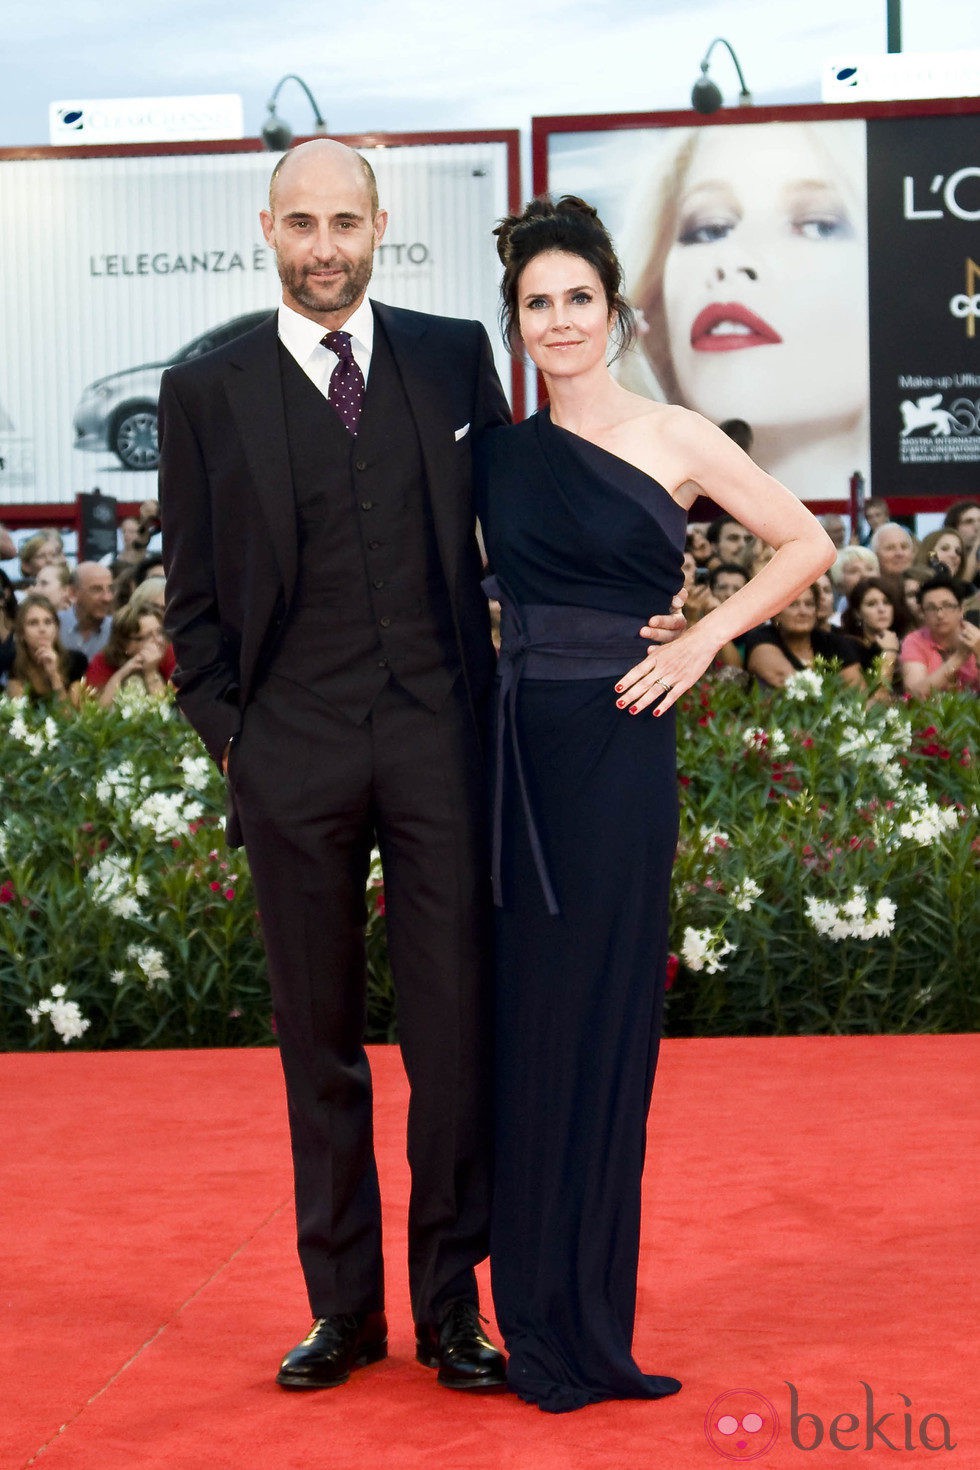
[131,499,161,555]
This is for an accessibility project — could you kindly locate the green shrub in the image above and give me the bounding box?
[666,667,978,1035]
[1,668,976,1050]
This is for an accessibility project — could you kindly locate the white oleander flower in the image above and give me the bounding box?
[783,668,824,700]
[681,926,735,974]
[109,969,126,986]
[805,887,897,942]
[730,877,762,912]
[837,723,906,770]
[896,802,959,847]
[700,826,730,853]
[742,726,788,757]
[882,708,913,746]
[26,990,91,1044]
[48,997,91,1044]
[180,754,213,789]
[95,761,146,806]
[88,852,127,901]
[130,792,203,841]
[88,853,146,914]
[116,682,155,716]
[126,943,169,988]
[109,893,143,920]
[9,714,45,756]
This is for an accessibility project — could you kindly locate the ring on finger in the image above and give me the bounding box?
[655,676,673,692]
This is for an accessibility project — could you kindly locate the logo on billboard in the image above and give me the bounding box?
[824,49,980,103]
[47,95,244,146]
[897,386,980,466]
[950,258,980,338]
[900,394,956,437]
[903,167,980,222]
[54,107,85,134]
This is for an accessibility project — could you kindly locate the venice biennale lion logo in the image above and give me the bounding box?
[899,394,956,438]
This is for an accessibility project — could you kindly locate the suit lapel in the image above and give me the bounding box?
[372,303,463,569]
[224,316,298,602]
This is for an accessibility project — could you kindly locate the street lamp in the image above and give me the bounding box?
[886,0,902,52]
[261,75,328,150]
[691,38,753,115]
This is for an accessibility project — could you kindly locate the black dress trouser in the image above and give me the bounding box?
[230,674,493,1325]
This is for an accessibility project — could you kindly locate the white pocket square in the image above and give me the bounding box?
[454,423,470,442]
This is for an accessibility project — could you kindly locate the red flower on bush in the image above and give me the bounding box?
[665,953,679,991]
[0,880,15,904]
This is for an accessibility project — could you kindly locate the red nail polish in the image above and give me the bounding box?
[628,705,638,715]
[616,698,626,708]
[614,684,623,693]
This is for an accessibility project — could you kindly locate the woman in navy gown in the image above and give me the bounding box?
[476,196,835,1414]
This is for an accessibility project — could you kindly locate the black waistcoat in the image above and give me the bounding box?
[269,321,459,721]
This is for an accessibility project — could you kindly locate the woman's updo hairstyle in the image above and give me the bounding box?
[494,195,635,362]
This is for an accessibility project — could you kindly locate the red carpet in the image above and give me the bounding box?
[2,1038,976,1469]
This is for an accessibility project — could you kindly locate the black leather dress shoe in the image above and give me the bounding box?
[416,1300,507,1390]
[276,1311,388,1389]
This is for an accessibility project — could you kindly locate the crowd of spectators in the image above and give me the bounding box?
[3,497,980,717]
[680,498,980,699]
[0,499,176,711]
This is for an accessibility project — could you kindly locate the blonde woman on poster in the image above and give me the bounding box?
[619,121,870,503]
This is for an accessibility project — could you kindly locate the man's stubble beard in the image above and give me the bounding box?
[278,249,374,316]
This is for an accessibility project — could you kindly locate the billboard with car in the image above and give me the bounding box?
[0,139,516,506]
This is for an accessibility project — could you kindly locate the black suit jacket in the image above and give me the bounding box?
[159,303,510,841]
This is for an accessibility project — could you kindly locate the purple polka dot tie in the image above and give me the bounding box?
[322,330,365,436]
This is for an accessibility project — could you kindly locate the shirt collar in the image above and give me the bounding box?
[277,295,375,364]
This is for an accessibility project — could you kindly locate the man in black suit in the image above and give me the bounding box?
[160,139,509,1392]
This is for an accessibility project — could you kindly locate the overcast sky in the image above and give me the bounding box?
[3,0,979,148]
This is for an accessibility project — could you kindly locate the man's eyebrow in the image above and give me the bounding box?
[279,208,366,225]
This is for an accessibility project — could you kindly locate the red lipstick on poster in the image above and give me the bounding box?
[690,302,783,351]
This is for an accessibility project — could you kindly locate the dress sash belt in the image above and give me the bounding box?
[483,575,649,918]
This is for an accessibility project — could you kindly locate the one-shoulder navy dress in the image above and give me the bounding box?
[475,408,686,1414]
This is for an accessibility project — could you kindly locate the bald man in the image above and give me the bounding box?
[161,140,511,1393]
[59,562,113,658]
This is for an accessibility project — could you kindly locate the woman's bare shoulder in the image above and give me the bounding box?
[617,398,715,448]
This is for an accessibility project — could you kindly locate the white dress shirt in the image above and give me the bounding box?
[276,297,374,401]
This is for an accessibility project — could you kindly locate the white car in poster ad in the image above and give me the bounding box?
[72,310,270,471]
